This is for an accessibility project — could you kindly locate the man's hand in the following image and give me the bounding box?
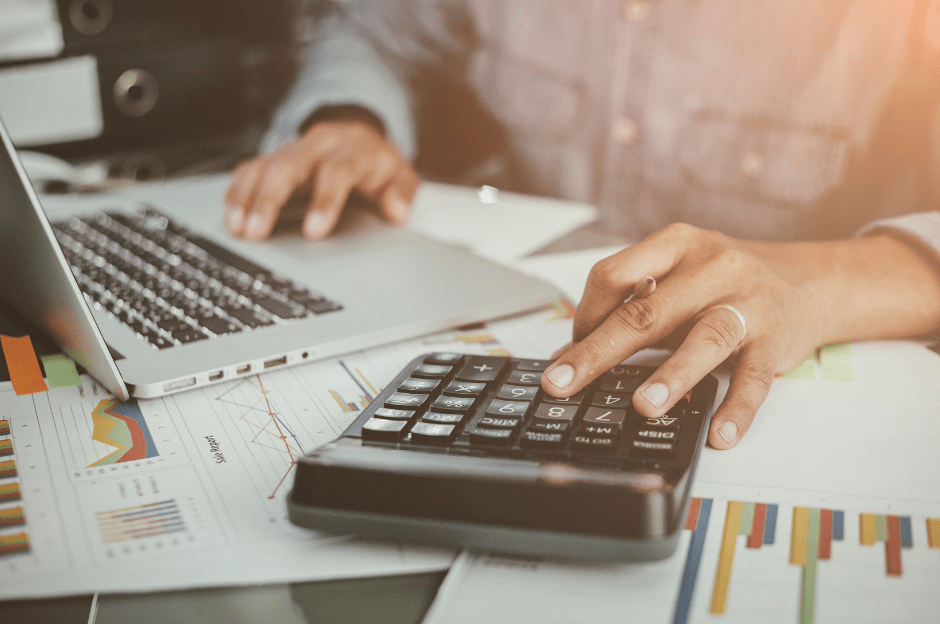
[224,118,420,240]
[541,223,940,449]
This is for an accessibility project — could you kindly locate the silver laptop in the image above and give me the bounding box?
[0,118,558,400]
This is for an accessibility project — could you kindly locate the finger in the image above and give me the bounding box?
[633,305,747,417]
[574,226,691,343]
[224,159,267,236]
[707,345,776,449]
[550,342,573,360]
[543,271,718,396]
[240,145,311,240]
[302,158,362,239]
[375,163,420,224]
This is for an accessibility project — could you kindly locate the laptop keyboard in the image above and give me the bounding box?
[51,205,342,350]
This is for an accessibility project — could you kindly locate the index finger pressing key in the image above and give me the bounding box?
[544,272,716,396]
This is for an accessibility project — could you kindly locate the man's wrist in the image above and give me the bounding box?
[299,104,386,137]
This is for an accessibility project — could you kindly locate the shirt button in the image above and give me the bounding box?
[612,118,639,145]
[741,152,764,178]
[622,0,651,22]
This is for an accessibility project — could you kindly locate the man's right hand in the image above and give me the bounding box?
[224,117,420,240]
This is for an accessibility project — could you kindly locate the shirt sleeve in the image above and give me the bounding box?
[855,212,940,265]
[261,0,471,159]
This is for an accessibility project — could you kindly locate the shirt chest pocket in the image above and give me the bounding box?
[678,114,851,208]
[466,45,586,141]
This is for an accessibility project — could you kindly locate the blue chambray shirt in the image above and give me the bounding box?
[264,0,940,257]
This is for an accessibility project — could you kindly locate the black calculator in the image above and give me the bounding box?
[289,353,718,561]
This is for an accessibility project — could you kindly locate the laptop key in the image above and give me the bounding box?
[252,295,306,320]
[172,329,208,344]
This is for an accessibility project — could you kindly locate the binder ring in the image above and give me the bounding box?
[69,0,114,36]
[114,70,159,118]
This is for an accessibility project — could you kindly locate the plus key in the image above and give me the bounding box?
[455,356,508,383]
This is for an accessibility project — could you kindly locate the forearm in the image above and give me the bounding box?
[810,234,940,343]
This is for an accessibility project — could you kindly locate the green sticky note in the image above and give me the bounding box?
[782,354,817,381]
[819,343,854,382]
[41,354,82,389]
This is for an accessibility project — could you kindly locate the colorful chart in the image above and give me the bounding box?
[88,399,159,467]
[544,297,577,321]
[330,360,380,413]
[0,439,12,457]
[0,460,16,479]
[711,501,780,615]
[859,513,912,576]
[0,482,21,502]
[0,532,29,557]
[791,507,844,624]
[674,497,713,624]
[96,499,185,544]
[0,419,9,436]
[215,375,306,499]
[0,506,25,528]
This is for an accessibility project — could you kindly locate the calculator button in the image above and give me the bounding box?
[571,435,615,454]
[478,417,522,430]
[580,425,620,437]
[630,439,675,458]
[636,427,679,441]
[422,411,465,425]
[409,422,457,444]
[582,407,627,426]
[486,399,531,419]
[599,376,641,392]
[412,364,453,379]
[430,396,476,413]
[455,357,508,382]
[541,389,587,405]
[399,377,440,393]
[362,417,408,440]
[520,430,564,451]
[532,403,578,424]
[506,370,542,386]
[642,416,680,427]
[385,392,429,409]
[469,427,513,446]
[497,384,538,401]
[530,421,569,434]
[374,408,415,421]
[590,392,632,408]
[515,359,551,372]
[443,381,487,396]
[424,352,465,366]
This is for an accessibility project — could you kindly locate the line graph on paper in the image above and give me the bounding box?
[213,375,307,500]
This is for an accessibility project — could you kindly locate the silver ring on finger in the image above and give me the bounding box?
[705,304,747,346]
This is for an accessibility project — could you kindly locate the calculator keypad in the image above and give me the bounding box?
[358,353,708,466]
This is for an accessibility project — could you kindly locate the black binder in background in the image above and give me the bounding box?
[57,0,298,52]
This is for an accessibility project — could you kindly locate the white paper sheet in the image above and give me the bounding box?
[0,55,104,146]
[409,182,597,262]
[513,245,627,304]
[0,0,64,62]
[0,304,573,598]
[423,341,940,624]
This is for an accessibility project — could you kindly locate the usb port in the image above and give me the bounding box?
[163,377,196,392]
[208,371,224,382]
[236,364,251,374]
[264,356,288,369]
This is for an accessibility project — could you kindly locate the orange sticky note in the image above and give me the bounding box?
[1,335,49,395]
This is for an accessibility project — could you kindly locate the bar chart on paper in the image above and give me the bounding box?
[666,490,940,624]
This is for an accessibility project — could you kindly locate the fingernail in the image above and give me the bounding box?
[640,383,669,408]
[224,204,244,233]
[718,421,738,445]
[389,198,409,222]
[303,211,327,239]
[245,212,266,239]
[546,364,574,388]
